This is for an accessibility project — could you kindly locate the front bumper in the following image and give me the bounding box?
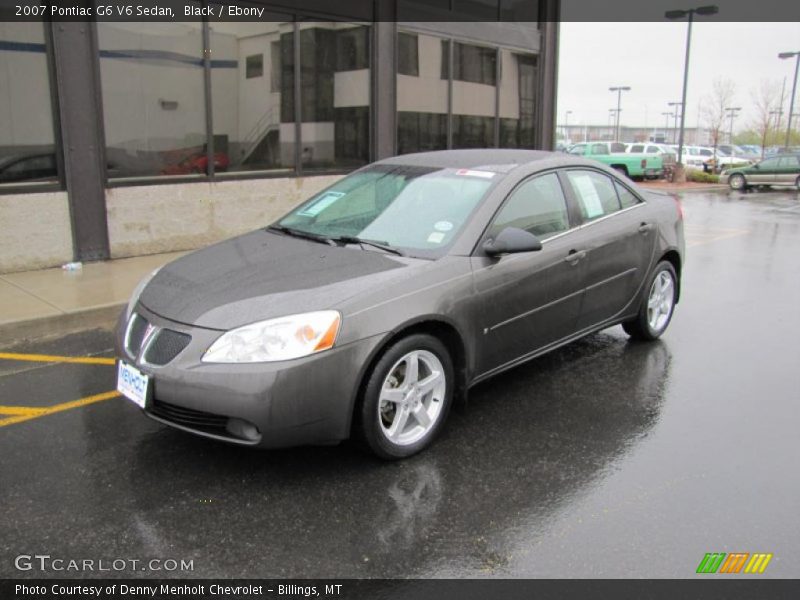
[115,306,385,449]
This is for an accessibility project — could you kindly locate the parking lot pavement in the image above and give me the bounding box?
[1,189,798,579]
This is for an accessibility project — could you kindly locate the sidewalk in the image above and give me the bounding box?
[0,251,187,343]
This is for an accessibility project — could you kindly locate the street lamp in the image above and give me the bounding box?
[662,112,673,142]
[666,4,719,176]
[564,110,573,142]
[778,51,799,149]
[725,106,741,147]
[668,101,683,144]
[609,86,631,141]
[769,109,783,151]
[609,108,619,140]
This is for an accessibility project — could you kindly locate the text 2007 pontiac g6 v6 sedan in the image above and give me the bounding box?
[116,150,684,459]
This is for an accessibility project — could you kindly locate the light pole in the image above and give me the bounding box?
[666,5,719,178]
[725,106,741,146]
[668,101,683,144]
[662,112,673,143]
[609,108,618,140]
[609,86,631,141]
[778,51,799,149]
[564,110,573,143]
[769,110,783,151]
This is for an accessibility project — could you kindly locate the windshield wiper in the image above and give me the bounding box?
[333,235,405,256]
[267,225,334,246]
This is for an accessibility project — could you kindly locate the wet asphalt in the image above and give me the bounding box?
[0,188,798,579]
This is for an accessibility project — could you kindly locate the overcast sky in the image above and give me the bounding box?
[557,21,800,134]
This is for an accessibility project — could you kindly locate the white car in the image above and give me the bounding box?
[672,146,716,170]
[626,143,676,165]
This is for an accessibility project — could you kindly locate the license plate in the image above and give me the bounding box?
[117,360,150,409]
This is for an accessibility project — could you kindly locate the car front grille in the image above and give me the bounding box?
[125,313,191,366]
[150,399,229,435]
[144,329,191,366]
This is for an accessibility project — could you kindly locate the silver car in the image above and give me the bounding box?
[116,150,685,459]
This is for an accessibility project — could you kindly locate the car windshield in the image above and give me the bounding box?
[276,164,495,258]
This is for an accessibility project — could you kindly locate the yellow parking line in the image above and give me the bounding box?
[0,406,48,416]
[0,391,121,427]
[0,352,116,366]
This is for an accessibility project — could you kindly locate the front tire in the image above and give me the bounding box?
[623,261,678,341]
[357,334,454,460]
[729,173,746,191]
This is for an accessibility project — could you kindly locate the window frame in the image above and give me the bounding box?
[0,22,65,195]
[98,16,373,188]
[559,167,647,227]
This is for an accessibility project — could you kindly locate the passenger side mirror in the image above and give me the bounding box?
[753,163,760,169]
[483,227,543,257]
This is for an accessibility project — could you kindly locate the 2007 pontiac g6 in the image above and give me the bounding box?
[116,150,684,459]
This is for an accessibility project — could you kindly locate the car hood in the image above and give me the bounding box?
[139,229,416,330]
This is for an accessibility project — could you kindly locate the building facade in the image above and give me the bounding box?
[0,1,558,273]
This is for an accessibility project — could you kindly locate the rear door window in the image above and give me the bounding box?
[565,170,621,221]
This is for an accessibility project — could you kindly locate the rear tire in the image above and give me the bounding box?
[623,261,678,341]
[612,165,629,178]
[356,334,454,460]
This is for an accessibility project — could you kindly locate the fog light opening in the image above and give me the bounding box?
[226,418,261,442]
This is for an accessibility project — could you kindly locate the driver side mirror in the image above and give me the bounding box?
[483,227,543,257]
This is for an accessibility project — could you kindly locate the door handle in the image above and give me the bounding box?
[564,250,586,264]
[638,223,655,234]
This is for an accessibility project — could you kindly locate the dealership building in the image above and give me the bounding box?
[0,1,558,273]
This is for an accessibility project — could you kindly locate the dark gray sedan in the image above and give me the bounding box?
[116,150,685,459]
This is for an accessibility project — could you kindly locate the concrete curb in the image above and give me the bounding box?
[639,184,730,194]
[0,303,123,344]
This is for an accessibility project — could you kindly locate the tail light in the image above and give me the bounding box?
[674,196,684,220]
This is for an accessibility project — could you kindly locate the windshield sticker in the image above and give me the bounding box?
[297,191,345,217]
[434,221,454,232]
[456,169,495,179]
[571,175,604,219]
[427,232,446,244]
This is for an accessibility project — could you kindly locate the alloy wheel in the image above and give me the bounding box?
[378,350,446,446]
[647,271,675,333]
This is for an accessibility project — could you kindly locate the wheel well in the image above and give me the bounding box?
[610,164,629,174]
[660,250,682,302]
[349,320,469,434]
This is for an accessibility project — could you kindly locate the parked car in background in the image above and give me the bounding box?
[703,148,754,173]
[626,143,676,165]
[116,149,684,459]
[627,143,675,179]
[567,142,663,179]
[721,154,800,190]
[674,146,716,170]
[0,152,57,183]
[738,145,761,156]
[161,152,230,175]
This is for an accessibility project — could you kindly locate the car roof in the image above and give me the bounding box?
[375,149,555,173]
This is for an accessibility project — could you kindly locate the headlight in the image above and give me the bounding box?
[126,267,162,319]
[202,311,341,363]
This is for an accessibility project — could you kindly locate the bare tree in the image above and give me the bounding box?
[701,78,736,156]
[750,80,782,158]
